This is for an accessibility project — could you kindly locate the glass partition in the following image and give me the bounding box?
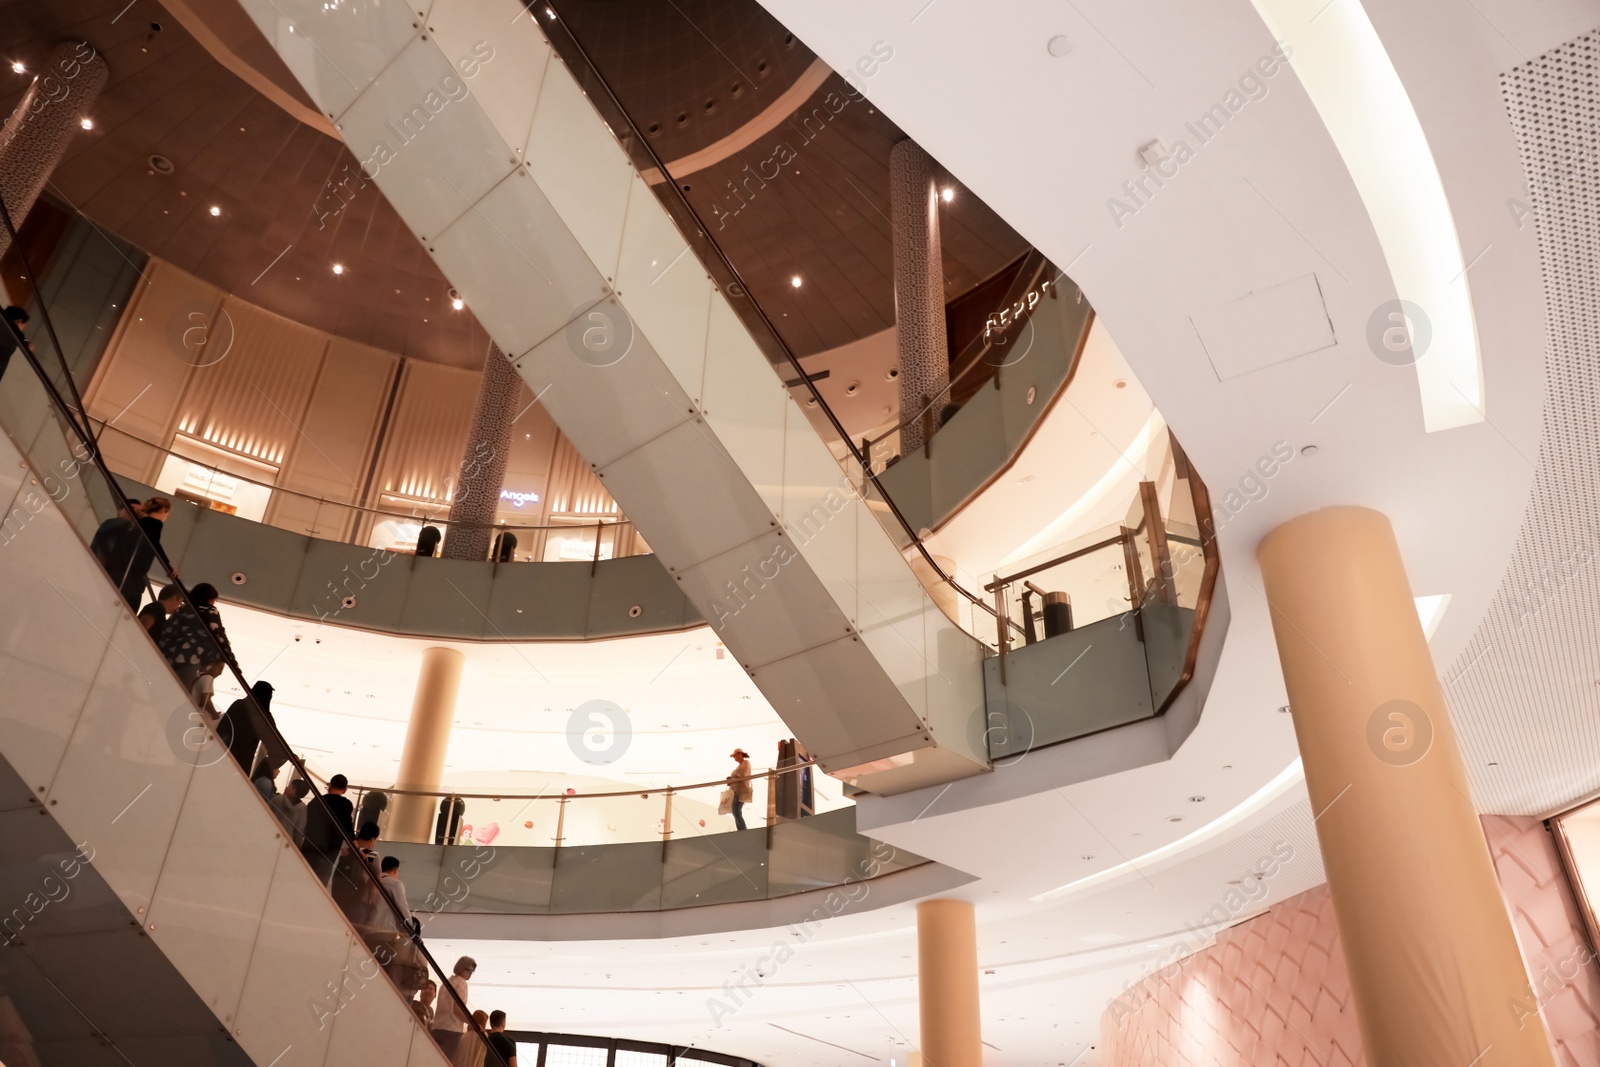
[0,193,511,1067]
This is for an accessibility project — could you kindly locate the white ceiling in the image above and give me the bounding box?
[212,603,845,816]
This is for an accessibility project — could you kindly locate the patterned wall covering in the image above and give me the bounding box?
[1099,817,1600,1066]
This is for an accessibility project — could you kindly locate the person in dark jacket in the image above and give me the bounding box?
[118,496,174,607]
[90,499,144,606]
[156,582,238,687]
[219,681,276,778]
[302,773,356,882]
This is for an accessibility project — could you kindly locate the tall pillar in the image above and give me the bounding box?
[0,42,109,258]
[889,139,950,455]
[387,647,466,843]
[1257,506,1555,1067]
[443,341,519,560]
[916,898,981,1067]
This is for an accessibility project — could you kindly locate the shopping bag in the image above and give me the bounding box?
[717,789,733,815]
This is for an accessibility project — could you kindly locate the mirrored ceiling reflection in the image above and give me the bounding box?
[553,0,1031,359]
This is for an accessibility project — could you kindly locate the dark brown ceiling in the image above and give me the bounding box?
[0,0,1029,369]
[558,0,1029,359]
[0,0,493,368]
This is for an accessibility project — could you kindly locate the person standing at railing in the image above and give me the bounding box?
[727,748,753,831]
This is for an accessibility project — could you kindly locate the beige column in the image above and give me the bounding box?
[387,647,466,843]
[917,898,981,1067]
[1257,506,1555,1067]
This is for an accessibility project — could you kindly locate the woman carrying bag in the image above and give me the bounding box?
[726,748,753,831]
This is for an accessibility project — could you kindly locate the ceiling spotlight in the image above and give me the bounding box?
[941,187,955,203]
[208,205,221,217]
[452,297,465,311]
[79,117,94,130]
[332,263,345,275]
[790,275,802,288]
[10,62,24,74]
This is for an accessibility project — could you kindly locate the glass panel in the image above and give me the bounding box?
[615,1051,669,1067]
[545,1043,609,1067]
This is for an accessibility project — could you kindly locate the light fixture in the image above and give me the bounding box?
[9,61,23,74]
[941,187,955,203]
[332,263,345,275]
[790,275,802,288]
[452,297,465,310]
[208,205,221,217]
[79,117,94,130]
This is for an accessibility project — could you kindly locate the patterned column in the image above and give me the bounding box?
[0,42,109,258]
[889,139,950,454]
[443,341,519,560]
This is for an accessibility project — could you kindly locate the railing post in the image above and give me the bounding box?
[1140,479,1175,603]
[591,521,603,575]
[554,795,567,852]
[661,787,674,862]
[765,768,777,850]
[1120,526,1146,642]
[994,579,1009,685]
[921,393,933,458]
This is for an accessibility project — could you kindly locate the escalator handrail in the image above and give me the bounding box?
[538,2,1007,636]
[0,196,504,1066]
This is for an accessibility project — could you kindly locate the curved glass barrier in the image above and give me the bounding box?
[323,761,836,851]
[91,419,649,564]
[380,807,926,917]
[0,195,510,1066]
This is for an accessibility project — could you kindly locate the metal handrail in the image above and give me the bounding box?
[315,759,819,803]
[89,418,637,540]
[0,195,504,1065]
[540,3,1007,637]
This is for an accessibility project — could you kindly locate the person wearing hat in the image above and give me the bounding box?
[727,748,753,831]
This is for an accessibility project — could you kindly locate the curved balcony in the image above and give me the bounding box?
[95,424,698,641]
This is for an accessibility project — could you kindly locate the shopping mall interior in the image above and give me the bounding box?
[0,0,1597,1064]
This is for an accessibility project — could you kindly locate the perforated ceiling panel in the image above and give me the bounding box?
[1445,34,1600,815]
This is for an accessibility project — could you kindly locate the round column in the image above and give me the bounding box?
[387,647,466,843]
[0,42,109,258]
[443,341,519,561]
[916,898,982,1067]
[1257,506,1555,1067]
[889,139,950,455]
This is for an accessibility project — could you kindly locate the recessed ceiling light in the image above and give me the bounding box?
[1188,795,1205,803]
[452,298,465,310]
[790,275,802,288]
[9,62,23,74]
[1047,35,1073,57]
[332,263,345,275]
[941,187,955,203]
[208,205,221,217]
[79,117,93,130]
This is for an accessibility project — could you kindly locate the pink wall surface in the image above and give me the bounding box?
[1099,817,1600,1066]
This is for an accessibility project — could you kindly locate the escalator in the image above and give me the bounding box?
[0,207,495,1066]
[236,0,992,795]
